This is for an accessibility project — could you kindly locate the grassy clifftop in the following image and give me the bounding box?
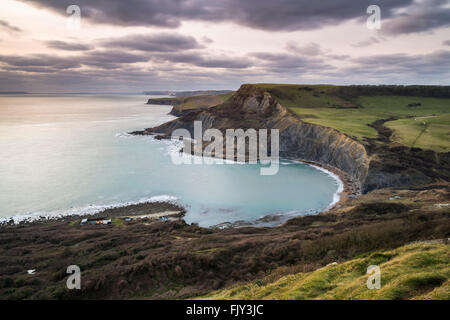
[147,93,232,114]
[251,84,450,152]
[197,241,450,300]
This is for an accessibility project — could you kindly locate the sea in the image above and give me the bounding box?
[0,94,342,227]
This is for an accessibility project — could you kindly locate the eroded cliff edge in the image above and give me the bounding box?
[134,84,450,193]
[137,85,370,190]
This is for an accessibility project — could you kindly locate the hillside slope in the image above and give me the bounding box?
[196,241,450,300]
[1,184,448,299]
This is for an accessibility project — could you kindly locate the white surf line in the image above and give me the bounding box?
[163,138,344,213]
[0,195,179,225]
[294,160,345,211]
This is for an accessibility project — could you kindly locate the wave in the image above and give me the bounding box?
[0,195,178,225]
[114,132,132,137]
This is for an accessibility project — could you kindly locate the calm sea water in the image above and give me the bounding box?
[0,94,341,227]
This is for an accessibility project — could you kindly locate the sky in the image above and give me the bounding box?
[0,0,449,92]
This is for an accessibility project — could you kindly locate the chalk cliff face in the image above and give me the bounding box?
[143,85,370,188]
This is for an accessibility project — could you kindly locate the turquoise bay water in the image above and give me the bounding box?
[0,94,340,227]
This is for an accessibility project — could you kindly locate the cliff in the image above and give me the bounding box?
[141,85,370,189]
[136,84,450,192]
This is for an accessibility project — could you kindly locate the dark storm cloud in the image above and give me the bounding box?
[45,40,93,51]
[20,0,413,31]
[101,33,202,52]
[382,0,450,35]
[0,20,22,33]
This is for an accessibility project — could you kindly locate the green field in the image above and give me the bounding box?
[385,114,450,152]
[196,242,450,300]
[151,93,233,111]
[252,84,450,152]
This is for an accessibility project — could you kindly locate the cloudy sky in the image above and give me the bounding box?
[0,0,449,92]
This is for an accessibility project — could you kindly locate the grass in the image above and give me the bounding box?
[195,242,450,300]
[111,218,124,226]
[251,84,450,152]
[386,114,450,152]
[152,93,233,111]
[192,247,221,255]
[218,93,233,102]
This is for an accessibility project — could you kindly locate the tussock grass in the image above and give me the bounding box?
[196,242,450,300]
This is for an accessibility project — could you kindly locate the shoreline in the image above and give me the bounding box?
[134,126,360,216]
[294,159,361,212]
[0,198,185,227]
[0,157,356,228]
[211,159,356,229]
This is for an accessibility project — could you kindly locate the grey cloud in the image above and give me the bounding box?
[81,51,150,69]
[286,42,322,55]
[101,33,202,52]
[443,40,450,46]
[251,52,333,73]
[201,37,214,44]
[152,52,253,69]
[0,20,22,33]
[3,66,60,73]
[286,42,350,61]
[0,68,242,93]
[326,54,350,60]
[0,51,150,72]
[1,49,449,93]
[45,40,93,51]
[351,50,450,76]
[0,48,248,74]
[0,54,81,70]
[20,0,413,31]
[352,37,386,48]
[382,0,450,35]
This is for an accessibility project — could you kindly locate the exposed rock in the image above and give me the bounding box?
[142,85,369,188]
[134,84,450,193]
